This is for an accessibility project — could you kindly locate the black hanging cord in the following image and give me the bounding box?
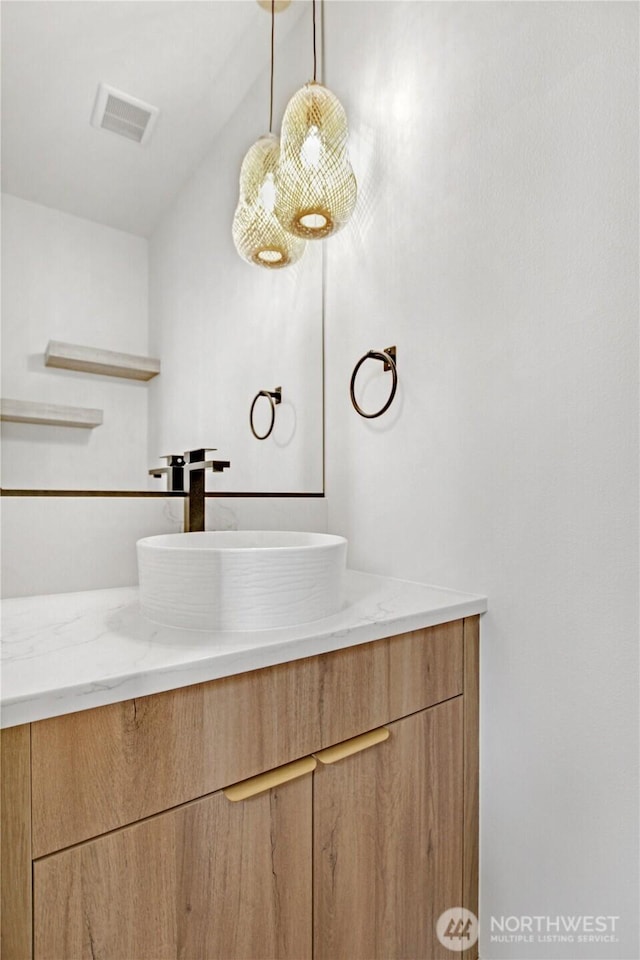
[269,0,275,132]
[312,0,317,82]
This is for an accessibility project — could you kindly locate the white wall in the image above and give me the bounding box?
[323,3,638,958]
[148,12,324,494]
[0,496,178,597]
[1,195,150,490]
[0,494,327,598]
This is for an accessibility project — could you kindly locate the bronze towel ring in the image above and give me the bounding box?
[350,346,397,419]
[250,387,282,439]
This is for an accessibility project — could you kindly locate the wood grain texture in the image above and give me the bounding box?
[462,615,480,960]
[45,341,160,381]
[31,656,320,857]
[314,633,391,746]
[0,398,103,428]
[314,698,464,960]
[388,620,464,719]
[1,724,32,960]
[34,776,312,960]
[32,622,463,856]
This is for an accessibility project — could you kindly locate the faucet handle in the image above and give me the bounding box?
[185,448,217,463]
[208,459,231,473]
[149,453,186,492]
[149,453,185,475]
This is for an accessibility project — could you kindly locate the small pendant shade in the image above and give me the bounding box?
[275,82,357,240]
[232,134,306,269]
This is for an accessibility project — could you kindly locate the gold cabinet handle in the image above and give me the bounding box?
[224,756,317,802]
[314,727,390,765]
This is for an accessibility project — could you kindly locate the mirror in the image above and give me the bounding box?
[0,0,324,494]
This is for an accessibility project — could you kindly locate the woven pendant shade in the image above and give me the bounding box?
[232,134,306,269]
[275,82,357,240]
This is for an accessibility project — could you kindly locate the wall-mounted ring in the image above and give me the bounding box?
[350,346,398,419]
[250,387,282,440]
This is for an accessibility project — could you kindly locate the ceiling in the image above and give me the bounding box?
[1,1,305,237]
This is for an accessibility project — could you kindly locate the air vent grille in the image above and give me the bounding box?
[90,84,159,146]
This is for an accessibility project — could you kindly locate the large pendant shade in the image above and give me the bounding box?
[275,82,357,240]
[232,134,306,269]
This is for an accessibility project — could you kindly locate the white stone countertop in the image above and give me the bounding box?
[0,571,487,728]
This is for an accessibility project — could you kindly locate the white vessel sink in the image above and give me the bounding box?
[137,530,348,631]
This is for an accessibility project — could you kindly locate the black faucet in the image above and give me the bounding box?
[184,448,231,532]
[148,454,186,492]
[149,448,231,532]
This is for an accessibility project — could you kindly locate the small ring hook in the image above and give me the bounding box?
[250,387,282,440]
[350,347,398,419]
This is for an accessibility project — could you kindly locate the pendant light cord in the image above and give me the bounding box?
[312,0,317,82]
[269,0,275,133]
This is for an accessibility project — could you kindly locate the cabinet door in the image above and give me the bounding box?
[34,773,312,960]
[314,697,463,960]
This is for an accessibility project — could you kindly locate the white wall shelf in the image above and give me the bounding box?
[45,341,160,381]
[0,398,103,428]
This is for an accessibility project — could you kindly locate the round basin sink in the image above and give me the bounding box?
[137,530,348,631]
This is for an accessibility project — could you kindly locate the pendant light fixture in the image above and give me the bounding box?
[275,0,357,240]
[232,1,306,269]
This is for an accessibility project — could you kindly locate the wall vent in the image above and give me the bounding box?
[90,83,159,145]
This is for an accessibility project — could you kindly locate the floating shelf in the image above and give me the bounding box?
[0,398,103,428]
[45,341,160,381]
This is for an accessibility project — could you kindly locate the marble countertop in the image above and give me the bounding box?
[0,571,487,728]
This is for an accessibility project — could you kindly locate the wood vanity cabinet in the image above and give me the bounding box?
[1,616,479,960]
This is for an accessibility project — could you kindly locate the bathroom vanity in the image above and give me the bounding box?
[1,572,485,960]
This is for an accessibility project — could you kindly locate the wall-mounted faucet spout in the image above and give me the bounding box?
[149,448,231,532]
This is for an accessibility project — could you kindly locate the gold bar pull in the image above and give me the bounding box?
[314,727,390,765]
[224,756,317,802]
